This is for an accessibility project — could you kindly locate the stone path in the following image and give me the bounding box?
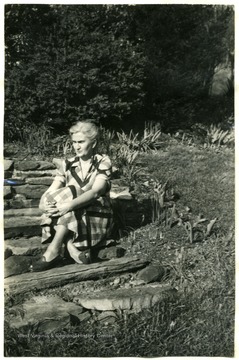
[5,236,47,257]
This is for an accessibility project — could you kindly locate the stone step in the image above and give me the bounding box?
[4,236,45,256]
[4,208,42,217]
[14,160,55,171]
[5,255,36,278]
[73,283,177,312]
[7,295,88,335]
[4,197,40,210]
[4,216,42,239]
[11,183,48,199]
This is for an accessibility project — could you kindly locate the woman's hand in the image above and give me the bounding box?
[39,198,56,213]
[39,180,64,212]
[44,201,58,216]
[55,202,73,217]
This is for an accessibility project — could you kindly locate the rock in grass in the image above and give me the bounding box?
[73,284,176,311]
[136,264,167,284]
[69,310,92,325]
[97,311,118,324]
[97,246,126,260]
[4,255,33,278]
[8,295,85,334]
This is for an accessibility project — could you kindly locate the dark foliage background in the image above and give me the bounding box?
[4,4,234,140]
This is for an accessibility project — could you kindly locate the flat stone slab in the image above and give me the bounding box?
[4,160,14,171]
[38,161,56,170]
[8,197,39,209]
[4,208,42,217]
[4,216,41,238]
[25,177,53,186]
[8,295,86,334]
[14,161,41,171]
[12,184,48,199]
[5,236,45,256]
[4,187,12,199]
[73,283,177,312]
[13,170,56,178]
[5,257,149,295]
[5,255,34,278]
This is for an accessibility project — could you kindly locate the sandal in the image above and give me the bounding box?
[30,255,63,272]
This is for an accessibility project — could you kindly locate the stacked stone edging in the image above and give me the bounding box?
[4,159,57,209]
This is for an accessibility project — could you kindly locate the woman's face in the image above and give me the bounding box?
[71,132,95,160]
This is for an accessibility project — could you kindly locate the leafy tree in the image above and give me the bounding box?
[131,5,234,131]
[5,5,146,140]
[5,4,234,140]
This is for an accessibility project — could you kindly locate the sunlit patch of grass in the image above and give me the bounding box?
[141,144,234,234]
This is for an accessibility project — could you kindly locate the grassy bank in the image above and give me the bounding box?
[4,141,234,357]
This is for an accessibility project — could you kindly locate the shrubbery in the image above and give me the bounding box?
[5,4,234,141]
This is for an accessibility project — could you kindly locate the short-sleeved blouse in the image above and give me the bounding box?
[55,153,112,192]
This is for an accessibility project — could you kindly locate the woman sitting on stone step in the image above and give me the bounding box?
[31,120,113,272]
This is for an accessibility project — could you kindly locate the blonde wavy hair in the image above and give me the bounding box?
[69,120,99,143]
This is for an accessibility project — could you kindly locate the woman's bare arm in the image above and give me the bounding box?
[39,180,64,212]
[53,177,108,216]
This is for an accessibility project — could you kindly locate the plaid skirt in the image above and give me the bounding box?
[41,185,113,249]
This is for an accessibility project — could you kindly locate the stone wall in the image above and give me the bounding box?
[4,159,57,209]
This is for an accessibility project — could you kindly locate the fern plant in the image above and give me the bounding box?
[116,122,161,153]
[114,145,140,186]
[206,124,234,147]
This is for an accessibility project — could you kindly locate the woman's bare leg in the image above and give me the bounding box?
[43,225,69,262]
